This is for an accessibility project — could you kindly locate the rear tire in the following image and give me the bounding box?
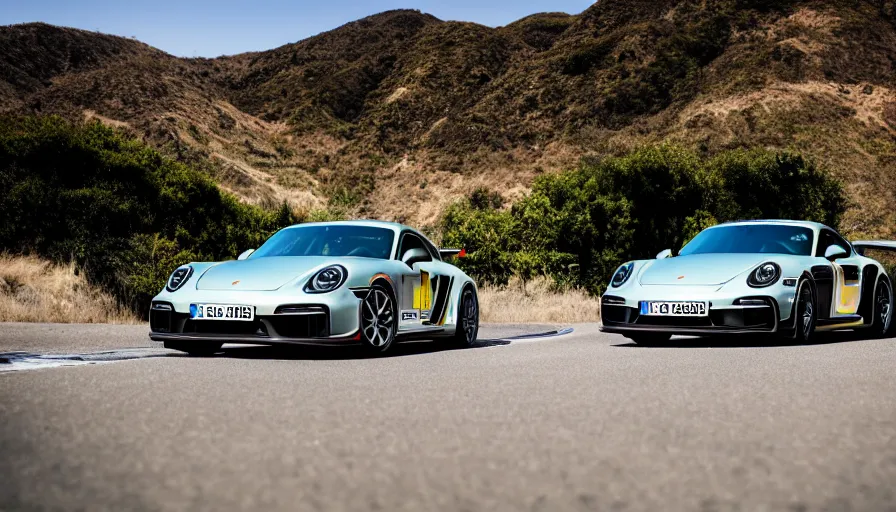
[793,279,817,343]
[163,341,223,357]
[448,286,480,347]
[627,333,671,345]
[870,277,893,338]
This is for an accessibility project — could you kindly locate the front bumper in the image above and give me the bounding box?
[600,295,788,336]
[147,287,363,346]
[149,331,361,347]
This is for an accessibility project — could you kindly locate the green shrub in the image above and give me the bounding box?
[441,145,846,294]
[468,187,504,210]
[599,7,733,125]
[441,204,519,286]
[561,35,618,76]
[704,150,846,227]
[0,115,300,314]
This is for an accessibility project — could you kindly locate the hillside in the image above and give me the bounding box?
[2,1,895,237]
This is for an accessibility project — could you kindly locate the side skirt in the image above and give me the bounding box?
[396,326,446,341]
[815,315,865,331]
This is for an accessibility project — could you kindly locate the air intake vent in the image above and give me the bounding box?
[274,305,328,315]
[734,298,770,307]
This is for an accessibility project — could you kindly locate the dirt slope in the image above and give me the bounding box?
[2,1,895,236]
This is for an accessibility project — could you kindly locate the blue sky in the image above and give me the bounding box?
[3,0,595,57]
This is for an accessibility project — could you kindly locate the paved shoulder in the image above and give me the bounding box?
[0,323,154,353]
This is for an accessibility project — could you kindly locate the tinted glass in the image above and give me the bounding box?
[397,233,432,263]
[679,224,814,256]
[815,229,851,257]
[250,225,394,259]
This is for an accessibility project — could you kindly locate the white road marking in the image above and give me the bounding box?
[501,327,575,343]
[0,329,575,372]
[0,354,103,372]
[0,349,173,373]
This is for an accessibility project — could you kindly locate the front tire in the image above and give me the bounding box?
[870,277,893,338]
[361,283,397,353]
[449,286,480,347]
[793,279,817,343]
[163,341,223,357]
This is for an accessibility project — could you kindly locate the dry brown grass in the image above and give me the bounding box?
[0,254,140,324]
[478,277,601,324]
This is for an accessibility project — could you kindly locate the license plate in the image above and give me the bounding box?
[190,304,255,321]
[640,301,707,317]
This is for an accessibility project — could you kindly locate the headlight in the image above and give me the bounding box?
[166,266,194,292]
[611,262,635,288]
[304,265,347,294]
[747,262,780,288]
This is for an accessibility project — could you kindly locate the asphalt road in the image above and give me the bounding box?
[2,324,896,511]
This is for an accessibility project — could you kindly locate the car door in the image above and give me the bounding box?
[815,228,862,317]
[395,231,444,329]
[418,235,455,326]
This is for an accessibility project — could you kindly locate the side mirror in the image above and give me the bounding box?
[656,249,673,259]
[238,249,255,261]
[824,244,849,261]
[401,248,430,268]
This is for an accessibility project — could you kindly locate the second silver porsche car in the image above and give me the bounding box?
[149,221,479,355]
[601,220,894,343]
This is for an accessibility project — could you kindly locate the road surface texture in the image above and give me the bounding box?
[2,323,895,511]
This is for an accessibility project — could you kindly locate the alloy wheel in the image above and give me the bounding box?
[362,288,394,348]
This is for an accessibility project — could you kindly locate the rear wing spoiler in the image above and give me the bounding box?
[852,241,896,256]
[439,248,467,259]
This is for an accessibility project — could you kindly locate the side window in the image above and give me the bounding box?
[831,231,853,256]
[815,230,835,257]
[398,233,432,263]
[816,230,851,257]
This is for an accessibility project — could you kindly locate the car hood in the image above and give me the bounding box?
[196,257,336,291]
[639,253,771,286]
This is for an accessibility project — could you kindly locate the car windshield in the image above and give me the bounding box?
[250,225,394,259]
[679,224,814,256]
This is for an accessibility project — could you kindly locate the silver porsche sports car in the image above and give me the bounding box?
[601,220,894,343]
[149,221,479,355]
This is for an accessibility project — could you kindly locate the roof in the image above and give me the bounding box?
[715,219,830,230]
[283,219,415,232]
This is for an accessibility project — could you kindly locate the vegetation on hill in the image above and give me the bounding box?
[0,22,163,106]
[442,145,846,294]
[0,116,298,313]
[222,10,440,126]
[501,13,577,52]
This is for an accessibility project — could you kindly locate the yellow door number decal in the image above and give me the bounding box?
[414,271,432,311]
